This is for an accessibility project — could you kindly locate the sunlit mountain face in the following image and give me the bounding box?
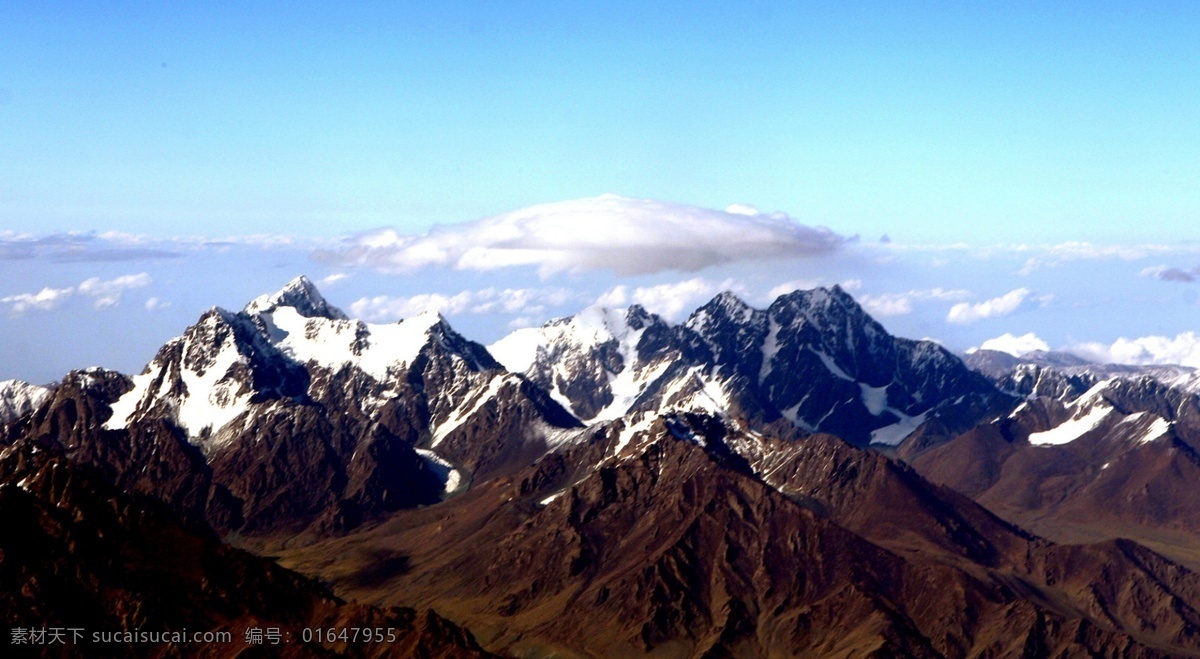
[6,275,1200,656]
[5,3,1198,655]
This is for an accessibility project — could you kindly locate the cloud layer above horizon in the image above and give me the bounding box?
[314,194,848,277]
[4,193,1200,384]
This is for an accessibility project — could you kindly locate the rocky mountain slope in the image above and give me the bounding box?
[5,276,579,536]
[492,286,1010,450]
[915,352,1200,569]
[0,441,493,658]
[278,413,1200,657]
[8,275,1200,656]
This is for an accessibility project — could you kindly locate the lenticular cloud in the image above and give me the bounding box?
[316,194,846,276]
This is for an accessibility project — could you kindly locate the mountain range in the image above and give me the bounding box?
[5,275,1200,656]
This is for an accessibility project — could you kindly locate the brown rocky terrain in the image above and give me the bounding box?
[274,418,1200,657]
[909,368,1200,571]
[8,278,1200,657]
[0,443,494,658]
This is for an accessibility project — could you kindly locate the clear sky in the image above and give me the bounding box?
[2,2,1199,382]
[4,2,1198,242]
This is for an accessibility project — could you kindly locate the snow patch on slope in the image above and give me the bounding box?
[105,324,254,444]
[174,339,252,441]
[870,410,928,446]
[1029,404,1112,446]
[1134,416,1172,444]
[812,348,853,381]
[267,306,443,380]
[859,383,889,416]
[487,326,543,374]
[759,318,780,381]
[415,448,464,495]
[104,371,157,430]
[430,374,514,448]
[490,305,661,423]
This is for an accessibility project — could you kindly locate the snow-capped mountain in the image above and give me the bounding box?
[958,351,1200,460]
[0,379,52,425]
[493,285,1008,449]
[105,275,500,445]
[1004,376,1195,449]
[490,304,693,423]
[15,273,1200,550]
[914,353,1200,560]
[9,275,1200,656]
[21,276,578,534]
[966,348,1198,392]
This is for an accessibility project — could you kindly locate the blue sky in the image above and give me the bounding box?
[2,2,1199,381]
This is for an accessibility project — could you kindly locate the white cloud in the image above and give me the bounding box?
[1068,332,1200,368]
[2,273,151,315]
[594,277,747,320]
[1010,242,1185,274]
[976,332,1051,357]
[0,230,340,266]
[0,232,180,262]
[351,292,473,321]
[640,278,742,319]
[1139,264,1199,283]
[144,297,171,311]
[594,285,629,308]
[767,279,824,298]
[946,288,1031,324]
[315,194,847,277]
[77,273,151,293]
[319,272,350,286]
[1,286,74,315]
[724,203,760,216]
[77,273,151,309]
[860,294,914,317]
[348,287,574,323]
[859,288,971,318]
[507,316,539,330]
[876,240,1200,275]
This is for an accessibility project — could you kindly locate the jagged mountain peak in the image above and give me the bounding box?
[490,283,1007,446]
[406,307,448,327]
[489,304,680,423]
[709,289,752,310]
[243,275,348,320]
[393,308,459,344]
[624,303,655,329]
[496,303,670,363]
[103,281,505,445]
[571,304,665,343]
[769,285,874,327]
[0,379,54,425]
[685,286,877,342]
[687,291,757,327]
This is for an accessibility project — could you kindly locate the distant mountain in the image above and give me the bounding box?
[965,347,1196,388]
[918,355,1200,569]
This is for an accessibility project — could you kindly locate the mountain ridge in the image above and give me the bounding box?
[7,275,1200,656]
